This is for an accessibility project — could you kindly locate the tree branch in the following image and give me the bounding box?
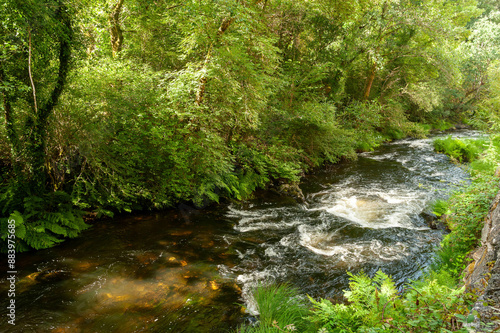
[196,16,235,105]
[28,27,38,114]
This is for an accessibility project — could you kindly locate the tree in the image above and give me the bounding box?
[0,1,90,252]
[453,11,500,116]
[1,0,73,193]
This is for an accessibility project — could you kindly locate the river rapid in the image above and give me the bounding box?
[0,131,482,332]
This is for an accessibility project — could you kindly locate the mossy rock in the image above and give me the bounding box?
[276,183,306,204]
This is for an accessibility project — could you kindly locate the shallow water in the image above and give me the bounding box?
[0,131,481,332]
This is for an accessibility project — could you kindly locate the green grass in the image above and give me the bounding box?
[238,283,314,333]
[433,136,488,162]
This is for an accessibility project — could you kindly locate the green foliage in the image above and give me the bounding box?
[238,284,313,333]
[433,136,488,162]
[473,60,500,132]
[51,59,247,212]
[338,101,426,151]
[308,270,472,332]
[431,133,499,275]
[435,174,499,277]
[243,271,474,333]
[469,135,500,175]
[1,187,89,252]
[450,11,500,120]
[316,270,400,331]
[431,120,456,132]
[431,199,450,217]
[264,101,357,168]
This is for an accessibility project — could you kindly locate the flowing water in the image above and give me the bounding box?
[0,131,482,332]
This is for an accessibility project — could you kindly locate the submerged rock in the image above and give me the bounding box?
[463,188,500,331]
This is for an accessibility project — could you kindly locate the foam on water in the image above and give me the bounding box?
[235,267,289,316]
[223,131,477,315]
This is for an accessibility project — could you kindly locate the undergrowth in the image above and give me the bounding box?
[432,134,500,279]
[0,187,89,252]
[433,136,488,162]
[239,270,477,333]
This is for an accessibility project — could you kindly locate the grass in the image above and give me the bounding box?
[238,283,314,333]
[433,136,488,162]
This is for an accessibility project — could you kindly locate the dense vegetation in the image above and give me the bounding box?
[1,1,500,251]
[238,271,477,332]
[2,0,500,331]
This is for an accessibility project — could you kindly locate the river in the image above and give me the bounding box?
[0,131,482,332]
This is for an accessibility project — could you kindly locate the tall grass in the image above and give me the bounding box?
[238,283,314,333]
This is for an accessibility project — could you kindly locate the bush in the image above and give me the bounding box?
[338,101,384,151]
[338,100,427,151]
[309,270,474,332]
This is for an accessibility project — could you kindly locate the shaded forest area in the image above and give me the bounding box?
[1,0,500,251]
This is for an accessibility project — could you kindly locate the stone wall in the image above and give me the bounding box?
[463,189,500,331]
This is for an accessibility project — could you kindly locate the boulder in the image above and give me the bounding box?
[420,211,449,231]
[276,182,306,204]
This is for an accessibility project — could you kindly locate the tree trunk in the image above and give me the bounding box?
[363,62,377,100]
[196,16,235,105]
[109,0,125,57]
[0,68,19,167]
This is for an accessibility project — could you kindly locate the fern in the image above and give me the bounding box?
[306,270,471,332]
[1,191,89,252]
[309,298,360,333]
